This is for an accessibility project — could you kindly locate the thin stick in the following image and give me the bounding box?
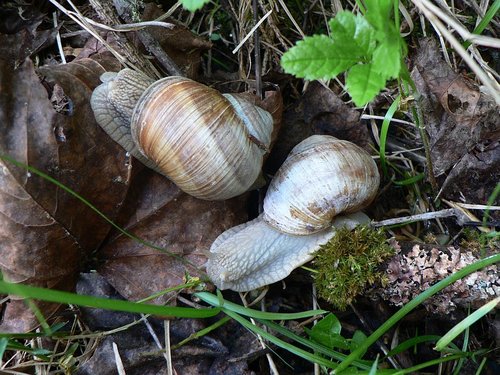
[232,10,272,54]
[53,12,66,64]
[371,208,467,227]
[253,0,262,98]
[418,0,500,48]
[164,320,173,375]
[239,293,280,375]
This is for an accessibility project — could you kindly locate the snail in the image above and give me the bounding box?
[206,135,380,291]
[90,69,274,200]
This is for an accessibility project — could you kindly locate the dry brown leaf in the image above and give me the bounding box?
[412,38,499,179]
[0,51,128,331]
[98,169,249,303]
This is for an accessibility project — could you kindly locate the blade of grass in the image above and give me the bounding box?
[392,352,477,375]
[0,337,8,358]
[0,280,219,318]
[333,253,500,373]
[379,95,401,176]
[435,296,499,351]
[171,316,231,350]
[483,183,500,226]
[222,308,339,369]
[385,335,442,357]
[368,354,379,375]
[195,291,326,320]
[393,173,425,186]
[256,318,372,370]
[463,0,500,49]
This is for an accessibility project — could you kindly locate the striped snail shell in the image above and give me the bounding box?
[91,69,274,200]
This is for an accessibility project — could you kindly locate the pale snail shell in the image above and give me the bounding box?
[91,69,274,200]
[206,135,380,291]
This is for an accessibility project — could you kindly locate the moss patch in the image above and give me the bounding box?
[313,225,394,310]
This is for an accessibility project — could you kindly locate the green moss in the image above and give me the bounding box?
[460,228,499,256]
[313,225,394,310]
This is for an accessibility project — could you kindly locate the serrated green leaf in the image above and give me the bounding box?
[328,11,376,58]
[346,63,387,106]
[180,0,210,12]
[281,35,359,80]
[365,0,394,33]
[372,41,401,79]
[365,0,393,32]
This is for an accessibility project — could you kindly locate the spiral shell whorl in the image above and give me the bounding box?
[131,77,273,200]
[263,135,379,235]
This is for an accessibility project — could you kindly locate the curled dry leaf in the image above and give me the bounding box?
[412,38,499,198]
[0,46,128,331]
[98,168,249,304]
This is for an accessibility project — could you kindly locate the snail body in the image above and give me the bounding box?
[206,135,380,291]
[91,69,274,200]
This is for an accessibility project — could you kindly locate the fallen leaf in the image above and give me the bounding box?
[0,53,128,331]
[412,38,499,177]
[98,169,249,303]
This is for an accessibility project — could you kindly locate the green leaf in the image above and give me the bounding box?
[372,41,401,79]
[329,11,376,57]
[346,63,387,106]
[281,35,358,80]
[306,314,350,350]
[350,330,368,357]
[180,0,210,12]
[365,0,393,32]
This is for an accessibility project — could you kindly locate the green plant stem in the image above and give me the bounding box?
[411,103,437,191]
[393,353,474,375]
[333,253,500,373]
[0,280,219,318]
[171,316,231,350]
[195,291,326,320]
[379,95,401,176]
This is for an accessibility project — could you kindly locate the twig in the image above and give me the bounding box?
[52,11,66,64]
[164,320,173,375]
[371,208,468,227]
[113,0,182,76]
[253,0,262,98]
[418,0,500,48]
[232,9,273,54]
[82,0,161,78]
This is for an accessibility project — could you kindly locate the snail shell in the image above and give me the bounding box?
[206,135,380,291]
[91,69,274,200]
[263,135,379,235]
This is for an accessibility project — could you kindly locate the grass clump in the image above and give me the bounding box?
[313,225,394,310]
